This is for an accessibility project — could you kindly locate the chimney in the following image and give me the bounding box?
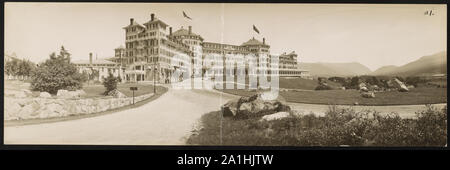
[130,18,134,25]
[169,27,172,35]
[263,38,265,45]
[151,13,155,21]
[89,53,93,66]
[188,26,192,35]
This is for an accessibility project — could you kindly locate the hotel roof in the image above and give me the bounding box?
[123,19,145,29]
[241,37,264,46]
[172,27,202,38]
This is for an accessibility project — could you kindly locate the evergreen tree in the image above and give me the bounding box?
[31,47,84,94]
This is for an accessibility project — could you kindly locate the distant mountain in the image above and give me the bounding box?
[299,62,372,77]
[371,51,447,76]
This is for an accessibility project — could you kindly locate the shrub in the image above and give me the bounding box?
[315,84,332,90]
[30,46,84,94]
[5,58,36,80]
[102,72,121,95]
[188,104,447,146]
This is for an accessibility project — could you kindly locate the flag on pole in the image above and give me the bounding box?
[253,25,260,34]
[183,11,192,20]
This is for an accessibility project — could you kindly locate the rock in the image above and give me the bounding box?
[11,91,27,98]
[238,102,253,114]
[370,85,380,91]
[360,86,369,92]
[4,101,22,120]
[391,78,409,92]
[407,85,415,89]
[222,93,291,119]
[57,89,70,98]
[18,104,34,119]
[221,99,239,117]
[57,89,83,99]
[260,112,291,121]
[39,92,52,98]
[354,102,359,105]
[39,103,64,118]
[359,83,367,89]
[21,89,33,96]
[340,87,346,90]
[276,104,291,112]
[107,89,127,98]
[361,92,375,98]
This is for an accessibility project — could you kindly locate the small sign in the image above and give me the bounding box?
[130,87,138,91]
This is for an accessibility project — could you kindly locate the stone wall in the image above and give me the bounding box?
[4,93,154,120]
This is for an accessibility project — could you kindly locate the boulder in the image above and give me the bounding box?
[359,83,367,89]
[39,103,64,118]
[57,89,83,99]
[370,85,380,91]
[21,89,33,96]
[4,101,22,120]
[107,89,127,98]
[391,78,409,92]
[222,93,291,119]
[361,92,375,98]
[360,86,369,92]
[57,89,70,98]
[221,98,239,117]
[9,90,27,98]
[17,104,34,119]
[39,92,52,98]
[260,112,291,121]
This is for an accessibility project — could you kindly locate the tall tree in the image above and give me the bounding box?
[31,46,84,94]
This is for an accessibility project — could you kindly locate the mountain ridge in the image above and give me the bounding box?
[300,51,446,77]
[371,51,447,76]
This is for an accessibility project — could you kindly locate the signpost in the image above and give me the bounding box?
[130,86,138,104]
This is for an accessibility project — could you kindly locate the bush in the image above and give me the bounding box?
[5,58,36,80]
[315,84,332,90]
[188,105,447,146]
[30,46,84,94]
[102,73,121,95]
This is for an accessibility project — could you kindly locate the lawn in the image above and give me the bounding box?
[219,87,447,105]
[5,80,163,98]
[187,105,447,146]
[279,77,341,90]
[82,83,165,98]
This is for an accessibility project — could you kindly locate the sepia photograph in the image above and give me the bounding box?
[3,2,447,147]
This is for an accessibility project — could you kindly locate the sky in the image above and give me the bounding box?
[4,3,447,71]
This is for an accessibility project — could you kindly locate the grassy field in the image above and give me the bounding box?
[219,87,447,105]
[5,80,162,98]
[279,77,341,90]
[82,83,165,98]
[187,105,447,146]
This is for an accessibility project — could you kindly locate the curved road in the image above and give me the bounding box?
[4,87,237,145]
[4,81,445,145]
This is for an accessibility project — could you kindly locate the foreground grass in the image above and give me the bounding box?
[187,105,447,146]
[220,87,447,105]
